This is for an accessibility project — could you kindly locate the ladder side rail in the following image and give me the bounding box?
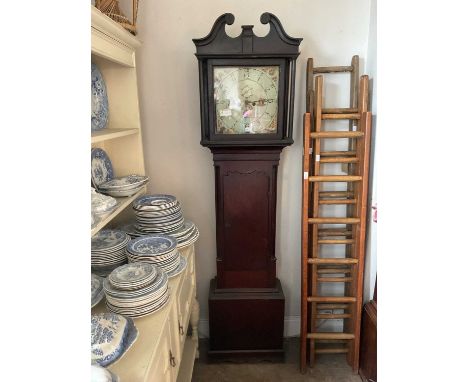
[309,75,323,367]
[300,112,312,373]
[349,111,373,371]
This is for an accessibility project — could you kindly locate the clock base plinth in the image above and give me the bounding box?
[208,277,285,361]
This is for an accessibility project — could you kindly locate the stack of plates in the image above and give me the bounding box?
[133,195,184,234]
[92,229,130,277]
[103,263,170,318]
[167,220,200,249]
[126,235,186,278]
[91,148,148,197]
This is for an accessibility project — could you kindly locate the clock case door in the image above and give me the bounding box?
[207,58,287,143]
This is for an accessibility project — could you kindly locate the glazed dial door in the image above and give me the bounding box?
[213,66,279,134]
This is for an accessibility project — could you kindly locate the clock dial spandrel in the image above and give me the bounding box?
[213,66,279,134]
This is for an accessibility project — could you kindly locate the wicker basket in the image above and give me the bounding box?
[95,0,139,34]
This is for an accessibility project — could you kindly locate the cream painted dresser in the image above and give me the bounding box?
[91,6,199,381]
[92,244,200,382]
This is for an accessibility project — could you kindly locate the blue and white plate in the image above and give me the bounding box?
[127,235,177,256]
[91,63,109,131]
[91,148,114,188]
[133,194,178,211]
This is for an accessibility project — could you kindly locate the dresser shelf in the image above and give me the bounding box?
[91,127,139,144]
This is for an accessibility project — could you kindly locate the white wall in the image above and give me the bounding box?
[135,0,372,337]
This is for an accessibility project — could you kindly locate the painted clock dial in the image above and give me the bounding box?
[213,66,279,134]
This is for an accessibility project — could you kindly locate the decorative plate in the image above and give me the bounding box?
[91,63,109,131]
[91,148,114,188]
[127,235,177,256]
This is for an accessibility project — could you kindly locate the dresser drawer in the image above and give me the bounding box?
[175,251,195,347]
[146,316,175,382]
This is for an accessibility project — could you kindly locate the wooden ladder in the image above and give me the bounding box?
[300,58,372,373]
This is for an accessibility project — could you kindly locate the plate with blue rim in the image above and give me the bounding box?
[126,234,177,256]
[91,63,109,131]
[91,148,114,188]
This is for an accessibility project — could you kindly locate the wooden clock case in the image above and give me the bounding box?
[193,13,302,359]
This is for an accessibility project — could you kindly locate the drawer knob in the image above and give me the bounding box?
[169,350,176,367]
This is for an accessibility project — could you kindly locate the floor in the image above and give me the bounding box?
[192,337,363,382]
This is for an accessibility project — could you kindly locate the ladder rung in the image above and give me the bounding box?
[307,296,357,303]
[320,157,359,163]
[316,313,352,319]
[317,277,353,283]
[309,175,362,182]
[322,113,360,120]
[314,66,353,73]
[318,229,353,237]
[321,151,356,157]
[307,332,355,340]
[308,218,360,224]
[319,191,354,198]
[318,239,355,244]
[310,131,364,139]
[322,108,358,114]
[319,199,357,205]
[317,304,349,310]
[315,347,349,354]
[308,258,359,265]
[317,268,352,274]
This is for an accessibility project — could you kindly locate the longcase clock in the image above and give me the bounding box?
[193,12,302,359]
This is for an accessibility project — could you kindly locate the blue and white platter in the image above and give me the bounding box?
[91,148,114,188]
[91,313,138,367]
[91,63,109,131]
